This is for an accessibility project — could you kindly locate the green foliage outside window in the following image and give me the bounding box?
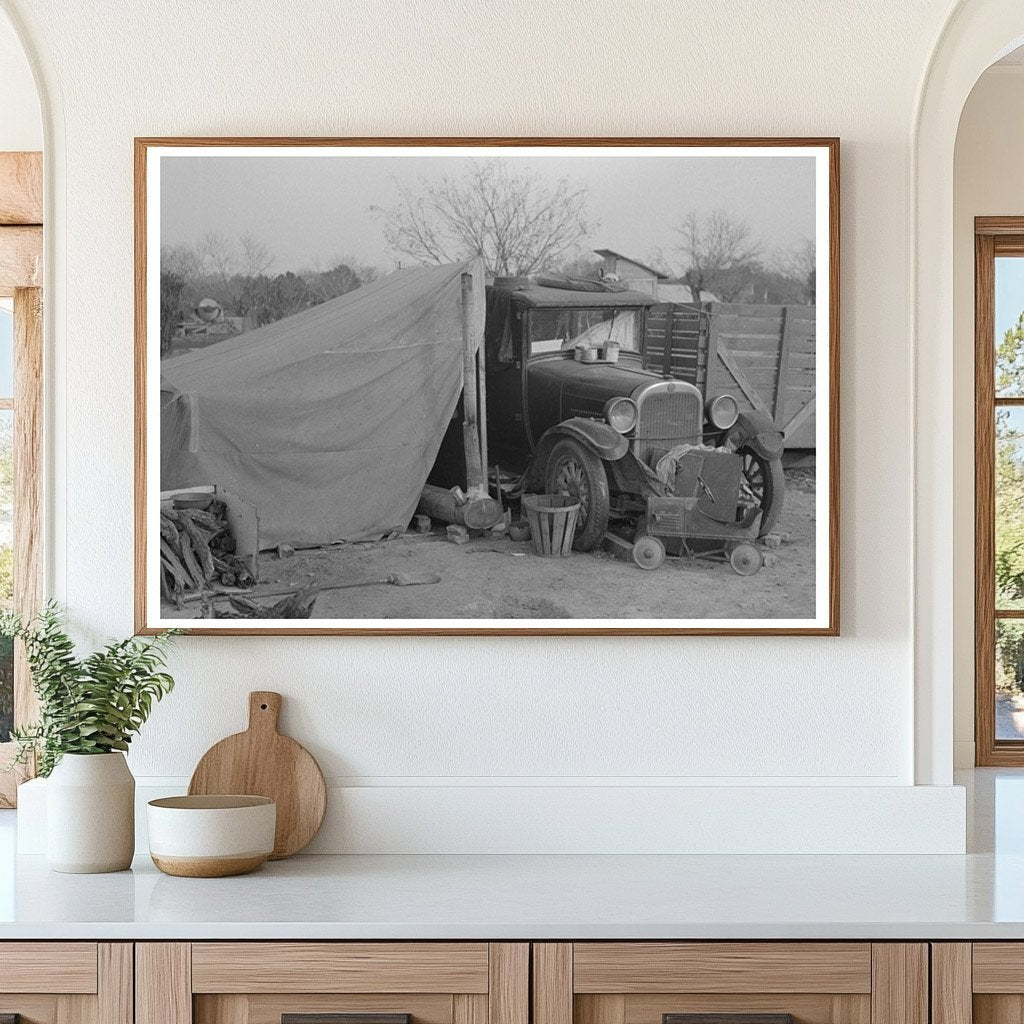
[996,313,1024,612]
[995,312,1024,694]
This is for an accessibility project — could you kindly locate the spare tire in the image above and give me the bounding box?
[739,450,785,537]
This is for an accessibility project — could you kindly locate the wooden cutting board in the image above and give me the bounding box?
[188,691,326,859]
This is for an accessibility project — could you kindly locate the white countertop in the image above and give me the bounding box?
[0,849,1022,940]
[1,769,1021,941]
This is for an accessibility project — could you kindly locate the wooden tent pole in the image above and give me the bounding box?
[475,272,489,496]
[461,272,485,498]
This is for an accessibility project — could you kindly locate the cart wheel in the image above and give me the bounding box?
[632,535,666,571]
[729,542,763,576]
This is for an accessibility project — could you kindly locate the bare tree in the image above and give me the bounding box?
[160,244,204,352]
[555,248,603,279]
[161,243,204,282]
[160,235,387,332]
[160,269,186,354]
[673,209,762,302]
[318,254,382,287]
[238,233,273,278]
[771,237,815,303]
[374,159,593,276]
[197,231,237,286]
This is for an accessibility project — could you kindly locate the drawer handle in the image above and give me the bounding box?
[283,1016,411,1024]
[664,1016,794,1024]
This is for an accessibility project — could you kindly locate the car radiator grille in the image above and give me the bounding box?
[634,390,703,467]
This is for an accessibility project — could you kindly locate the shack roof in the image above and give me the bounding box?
[593,249,670,280]
[502,284,659,309]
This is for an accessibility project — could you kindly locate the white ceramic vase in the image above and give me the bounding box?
[46,752,135,873]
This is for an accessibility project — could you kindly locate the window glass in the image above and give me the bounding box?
[0,307,12,398]
[996,407,1024,610]
[528,308,639,356]
[994,254,1024,745]
[997,621,1024,740]
[996,257,1024,397]
[0,407,12,742]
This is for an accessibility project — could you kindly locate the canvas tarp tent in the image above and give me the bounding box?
[161,258,485,549]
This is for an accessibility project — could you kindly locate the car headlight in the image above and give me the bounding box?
[706,394,739,431]
[604,396,638,434]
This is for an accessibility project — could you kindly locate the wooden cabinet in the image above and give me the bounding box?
[532,944,928,1024]
[0,943,132,1024]
[136,944,528,1024]
[0,937,959,1024]
[932,943,1024,1024]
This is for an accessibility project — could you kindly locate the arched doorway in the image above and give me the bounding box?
[914,2,1024,785]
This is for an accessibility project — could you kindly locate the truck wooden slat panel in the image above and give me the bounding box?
[731,373,788,388]
[725,358,783,372]
[644,300,817,448]
[710,301,815,317]
[714,341,785,353]
[715,327,788,341]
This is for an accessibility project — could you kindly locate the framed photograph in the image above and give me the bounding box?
[135,137,838,635]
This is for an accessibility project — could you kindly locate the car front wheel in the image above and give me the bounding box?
[544,438,611,552]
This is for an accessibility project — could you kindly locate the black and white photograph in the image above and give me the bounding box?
[137,140,837,634]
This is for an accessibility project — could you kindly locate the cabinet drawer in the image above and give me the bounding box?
[973,944,1024,992]
[572,944,872,994]
[0,943,130,1024]
[139,943,528,1024]
[191,943,490,994]
[0,942,99,994]
[935,942,1024,1024]
[534,943,925,1024]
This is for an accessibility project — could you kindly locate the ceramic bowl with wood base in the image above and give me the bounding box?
[147,795,276,877]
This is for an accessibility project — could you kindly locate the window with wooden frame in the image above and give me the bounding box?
[975,217,1024,764]
[0,151,43,806]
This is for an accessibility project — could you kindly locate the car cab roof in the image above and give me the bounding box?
[496,283,659,310]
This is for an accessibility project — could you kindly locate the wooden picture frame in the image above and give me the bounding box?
[135,137,839,636]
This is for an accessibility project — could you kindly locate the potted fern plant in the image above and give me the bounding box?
[2,603,178,873]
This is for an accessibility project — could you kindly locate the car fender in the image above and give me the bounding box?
[524,418,629,490]
[727,410,784,460]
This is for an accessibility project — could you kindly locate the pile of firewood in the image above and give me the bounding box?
[160,500,255,603]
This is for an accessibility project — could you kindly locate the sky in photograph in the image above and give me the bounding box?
[159,150,817,276]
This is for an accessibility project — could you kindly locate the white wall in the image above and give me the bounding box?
[0,12,39,152]
[952,66,1024,767]
[1,0,971,852]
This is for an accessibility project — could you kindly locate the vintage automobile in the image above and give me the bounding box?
[484,275,786,562]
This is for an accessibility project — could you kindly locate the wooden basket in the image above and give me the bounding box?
[521,493,580,557]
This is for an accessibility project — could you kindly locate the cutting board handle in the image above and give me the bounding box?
[248,691,282,734]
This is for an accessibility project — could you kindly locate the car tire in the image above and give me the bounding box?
[740,450,785,537]
[545,438,611,552]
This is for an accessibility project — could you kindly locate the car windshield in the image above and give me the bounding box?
[528,308,639,357]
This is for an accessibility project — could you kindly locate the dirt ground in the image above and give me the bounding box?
[169,469,817,622]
